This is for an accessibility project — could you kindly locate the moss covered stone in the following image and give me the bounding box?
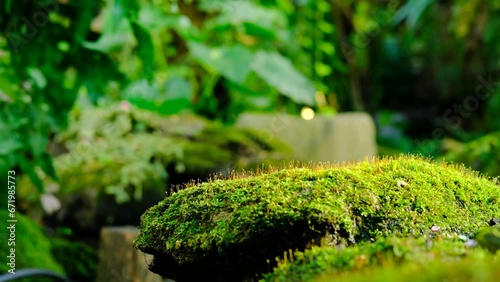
[133,156,499,281]
[263,234,497,282]
[312,248,500,282]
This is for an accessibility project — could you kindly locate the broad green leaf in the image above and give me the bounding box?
[243,22,276,40]
[0,138,22,155]
[251,51,316,105]
[39,153,58,181]
[113,0,139,28]
[158,98,192,115]
[123,79,158,101]
[189,43,253,84]
[219,1,286,31]
[139,5,179,30]
[28,132,48,157]
[165,76,193,100]
[156,76,193,115]
[82,32,133,53]
[393,0,433,30]
[131,21,155,82]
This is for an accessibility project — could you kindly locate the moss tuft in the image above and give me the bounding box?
[0,211,64,275]
[133,156,500,281]
[263,234,497,282]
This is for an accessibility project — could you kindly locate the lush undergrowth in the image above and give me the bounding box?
[134,156,499,281]
[264,226,500,282]
[0,211,64,275]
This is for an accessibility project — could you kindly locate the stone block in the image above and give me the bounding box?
[96,226,163,282]
[236,112,377,162]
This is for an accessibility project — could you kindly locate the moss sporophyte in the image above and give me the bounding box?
[133,155,500,281]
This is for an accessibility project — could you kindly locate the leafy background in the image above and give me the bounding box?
[1,0,500,280]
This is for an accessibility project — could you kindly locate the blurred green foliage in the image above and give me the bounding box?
[51,238,98,282]
[443,132,500,177]
[17,102,290,230]
[2,0,500,188]
[0,211,65,275]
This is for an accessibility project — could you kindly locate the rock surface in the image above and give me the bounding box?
[236,112,377,162]
[133,156,500,281]
[97,226,163,282]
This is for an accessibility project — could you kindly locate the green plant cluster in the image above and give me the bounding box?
[263,228,500,282]
[17,103,290,229]
[133,156,500,281]
[325,255,500,282]
[0,0,119,189]
[4,0,500,195]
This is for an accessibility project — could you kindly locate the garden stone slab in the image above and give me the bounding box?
[236,112,377,162]
[97,226,164,282]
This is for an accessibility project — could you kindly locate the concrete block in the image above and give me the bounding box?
[96,226,163,282]
[236,112,377,162]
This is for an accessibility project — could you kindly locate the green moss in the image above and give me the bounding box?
[313,250,500,282]
[133,156,500,280]
[0,211,64,275]
[263,235,495,282]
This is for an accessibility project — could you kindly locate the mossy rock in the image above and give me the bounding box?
[312,248,500,282]
[0,211,64,276]
[133,156,499,281]
[263,234,497,282]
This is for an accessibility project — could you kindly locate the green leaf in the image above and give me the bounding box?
[39,153,58,181]
[252,51,316,105]
[131,21,155,82]
[165,75,193,100]
[158,99,192,115]
[113,0,139,28]
[28,132,48,158]
[189,43,253,84]
[214,1,286,31]
[27,68,47,89]
[19,158,44,192]
[393,0,433,30]
[242,22,276,39]
[5,0,12,13]
[0,138,22,155]
[82,32,133,53]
